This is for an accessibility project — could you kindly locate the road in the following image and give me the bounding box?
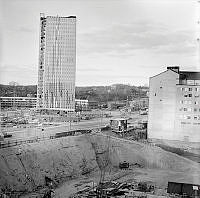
[4,110,147,141]
[7,118,110,140]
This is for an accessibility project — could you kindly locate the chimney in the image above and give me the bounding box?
[167,66,179,73]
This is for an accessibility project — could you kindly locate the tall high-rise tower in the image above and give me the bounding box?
[37,13,76,112]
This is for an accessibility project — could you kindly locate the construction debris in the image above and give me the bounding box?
[69,180,156,198]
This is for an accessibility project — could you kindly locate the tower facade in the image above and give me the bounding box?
[37,13,76,111]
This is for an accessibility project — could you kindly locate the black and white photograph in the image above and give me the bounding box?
[0,0,200,197]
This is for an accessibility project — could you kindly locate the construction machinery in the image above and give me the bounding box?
[119,161,129,169]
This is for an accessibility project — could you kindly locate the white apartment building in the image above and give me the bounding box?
[37,14,76,112]
[0,97,37,109]
[148,66,200,142]
[75,99,89,111]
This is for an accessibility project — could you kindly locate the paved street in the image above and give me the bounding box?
[4,110,147,141]
[6,118,110,140]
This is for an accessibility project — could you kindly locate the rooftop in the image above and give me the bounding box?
[110,117,128,121]
[47,15,76,18]
[152,66,200,81]
[179,71,200,80]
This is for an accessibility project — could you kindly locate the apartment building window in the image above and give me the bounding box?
[194,116,198,120]
[187,80,194,85]
[195,101,199,105]
[181,115,191,120]
[184,108,187,111]
[194,108,197,112]
[181,122,191,124]
[187,115,191,119]
[188,94,192,97]
[188,88,192,91]
[181,88,184,91]
[195,80,200,85]
[180,100,183,104]
[195,88,199,91]
[193,122,200,125]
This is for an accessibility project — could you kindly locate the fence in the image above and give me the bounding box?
[0,127,107,149]
[0,135,56,149]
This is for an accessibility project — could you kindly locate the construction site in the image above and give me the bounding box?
[0,108,200,198]
[1,0,200,197]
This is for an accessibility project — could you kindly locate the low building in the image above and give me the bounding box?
[75,99,89,111]
[0,97,37,109]
[0,97,94,112]
[148,66,200,142]
[88,101,99,109]
[129,97,149,111]
[107,101,126,110]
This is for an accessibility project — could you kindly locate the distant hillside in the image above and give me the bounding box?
[0,84,148,102]
[75,84,148,102]
[0,84,37,97]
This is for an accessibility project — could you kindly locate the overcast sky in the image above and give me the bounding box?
[0,0,199,86]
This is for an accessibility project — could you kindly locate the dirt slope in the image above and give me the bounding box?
[0,133,199,194]
[0,136,98,193]
[87,134,200,173]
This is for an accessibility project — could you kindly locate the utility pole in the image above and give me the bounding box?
[0,102,4,140]
[100,108,103,129]
[99,106,101,130]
